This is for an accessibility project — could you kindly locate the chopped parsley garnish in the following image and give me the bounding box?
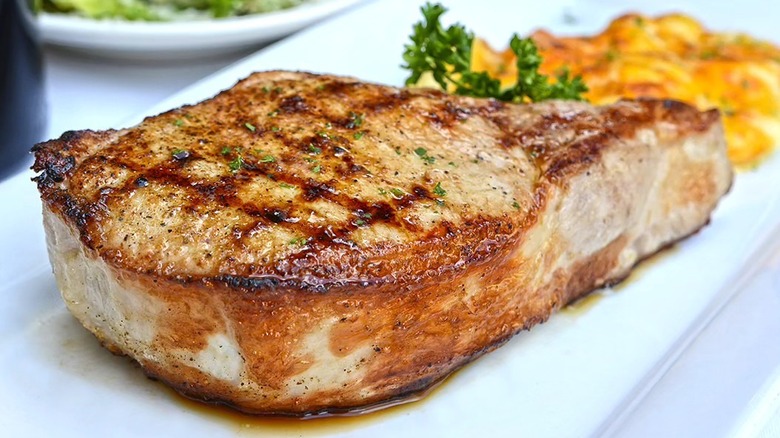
[221,146,232,155]
[308,144,322,154]
[262,86,270,93]
[378,188,388,195]
[512,201,521,209]
[317,131,330,139]
[347,112,365,129]
[267,110,279,117]
[271,126,281,132]
[433,182,446,196]
[414,147,436,164]
[390,188,405,198]
[289,236,307,246]
[279,182,295,189]
[354,211,372,226]
[402,3,587,103]
[229,155,244,172]
[259,155,276,163]
[172,149,190,160]
[173,119,184,127]
[354,131,365,140]
[245,122,256,132]
[312,164,322,174]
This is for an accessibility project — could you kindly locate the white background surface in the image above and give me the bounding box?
[2,0,779,436]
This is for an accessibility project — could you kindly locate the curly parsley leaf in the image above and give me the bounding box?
[402,3,587,103]
[402,3,498,97]
[499,36,588,102]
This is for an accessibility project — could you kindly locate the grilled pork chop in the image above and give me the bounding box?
[32,71,732,416]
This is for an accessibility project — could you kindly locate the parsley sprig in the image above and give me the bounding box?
[402,3,587,103]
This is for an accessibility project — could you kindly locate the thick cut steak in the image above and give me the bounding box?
[32,71,732,415]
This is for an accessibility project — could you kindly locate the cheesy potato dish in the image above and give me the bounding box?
[472,14,780,166]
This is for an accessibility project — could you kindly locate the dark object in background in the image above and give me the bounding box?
[0,0,46,181]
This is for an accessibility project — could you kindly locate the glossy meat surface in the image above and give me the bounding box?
[33,71,732,415]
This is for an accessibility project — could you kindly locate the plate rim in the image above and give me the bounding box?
[36,0,367,52]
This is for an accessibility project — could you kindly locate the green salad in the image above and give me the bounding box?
[34,0,313,21]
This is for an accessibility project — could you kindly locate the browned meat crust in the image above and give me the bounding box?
[32,71,733,416]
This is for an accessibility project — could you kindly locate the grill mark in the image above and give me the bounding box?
[279,95,308,113]
[35,79,531,257]
[37,146,528,288]
[322,81,418,116]
[102,142,418,242]
[301,179,338,201]
[336,153,369,177]
[424,101,475,129]
[34,73,718,291]
[543,133,609,181]
[489,103,661,176]
[227,180,457,280]
[317,80,369,99]
[53,173,489,271]
[76,154,316,239]
[121,160,415,246]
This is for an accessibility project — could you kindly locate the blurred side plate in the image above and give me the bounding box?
[36,0,366,61]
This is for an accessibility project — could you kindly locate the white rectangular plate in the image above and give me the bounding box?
[2,0,780,436]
